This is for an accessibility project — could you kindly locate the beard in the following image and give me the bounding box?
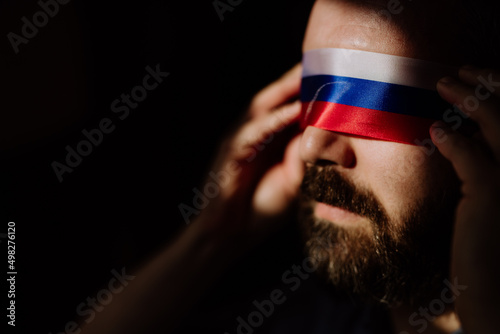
[298,165,460,308]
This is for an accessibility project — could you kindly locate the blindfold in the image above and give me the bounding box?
[300,48,458,145]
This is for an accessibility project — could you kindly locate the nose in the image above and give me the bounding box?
[300,126,356,168]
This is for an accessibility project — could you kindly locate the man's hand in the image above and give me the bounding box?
[80,64,305,334]
[197,63,305,251]
[431,66,500,334]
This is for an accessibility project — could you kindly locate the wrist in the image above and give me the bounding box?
[187,211,247,266]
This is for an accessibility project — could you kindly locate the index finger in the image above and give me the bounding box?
[437,76,500,159]
[249,63,302,118]
[458,66,500,99]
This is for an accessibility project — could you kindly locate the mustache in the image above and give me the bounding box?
[300,165,388,225]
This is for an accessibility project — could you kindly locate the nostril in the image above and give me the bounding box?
[315,152,356,169]
[345,154,356,168]
[316,159,337,167]
[310,150,356,168]
[337,144,356,168]
[300,127,357,168]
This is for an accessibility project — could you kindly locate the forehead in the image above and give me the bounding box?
[302,0,460,63]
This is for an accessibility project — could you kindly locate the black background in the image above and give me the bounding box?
[1,0,322,333]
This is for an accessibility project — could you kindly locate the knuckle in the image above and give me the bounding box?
[250,93,265,110]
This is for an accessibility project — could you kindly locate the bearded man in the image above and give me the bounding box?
[80,1,500,333]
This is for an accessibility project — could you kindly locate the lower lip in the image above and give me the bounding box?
[314,202,364,226]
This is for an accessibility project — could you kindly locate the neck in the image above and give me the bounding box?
[390,303,461,334]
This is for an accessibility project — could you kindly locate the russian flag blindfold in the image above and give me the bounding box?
[300,48,457,145]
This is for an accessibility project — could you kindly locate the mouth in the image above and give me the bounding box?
[314,201,368,227]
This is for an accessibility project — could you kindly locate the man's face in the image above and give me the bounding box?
[298,0,461,306]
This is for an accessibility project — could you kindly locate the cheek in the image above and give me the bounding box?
[354,141,439,220]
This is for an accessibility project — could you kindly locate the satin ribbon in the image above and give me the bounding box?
[300,48,458,145]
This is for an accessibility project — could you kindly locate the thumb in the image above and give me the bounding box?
[252,134,304,217]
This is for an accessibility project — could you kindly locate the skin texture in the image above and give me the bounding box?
[301,0,460,226]
[299,1,464,332]
[432,69,500,334]
[79,1,499,334]
[300,1,500,333]
[80,63,307,334]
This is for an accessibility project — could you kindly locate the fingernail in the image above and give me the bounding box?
[279,102,301,122]
[286,100,301,113]
[438,76,456,85]
[430,121,449,143]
